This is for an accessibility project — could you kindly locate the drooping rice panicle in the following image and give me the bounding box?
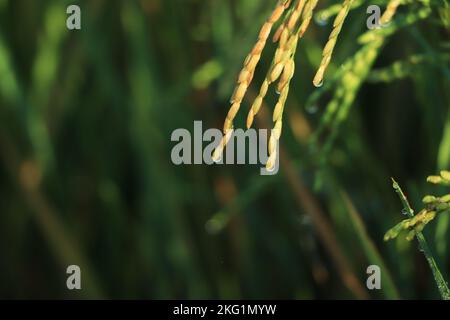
[273,0,304,42]
[311,1,429,188]
[379,0,402,25]
[298,0,319,38]
[211,127,234,162]
[247,0,314,129]
[313,0,354,87]
[267,0,343,171]
[243,0,318,170]
[266,56,295,171]
[215,0,410,169]
[266,27,302,171]
[212,0,291,162]
[246,30,297,129]
[224,0,287,131]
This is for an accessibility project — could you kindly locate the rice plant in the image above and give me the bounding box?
[211,0,449,299]
[385,175,450,299]
[214,0,430,174]
[1,0,450,300]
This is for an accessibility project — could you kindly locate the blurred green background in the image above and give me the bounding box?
[0,0,449,299]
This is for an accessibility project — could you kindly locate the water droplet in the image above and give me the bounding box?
[314,80,324,88]
[275,88,281,95]
[315,13,329,27]
[306,105,318,114]
[401,208,409,215]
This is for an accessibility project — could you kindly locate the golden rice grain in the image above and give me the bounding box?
[312,0,354,87]
[214,0,325,165]
[379,0,401,25]
[298,0,319,38]
[217,0,289,136]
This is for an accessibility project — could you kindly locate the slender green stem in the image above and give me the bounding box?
[391,178,450,300]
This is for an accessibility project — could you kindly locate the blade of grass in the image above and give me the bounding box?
[391,178,450,300]
[340,190,400,299]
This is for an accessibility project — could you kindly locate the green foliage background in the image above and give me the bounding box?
[0,0,449,299]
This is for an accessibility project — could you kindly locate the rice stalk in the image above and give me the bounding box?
[385,178,450,300]
[367,53,450,83]
[314,0,366,23]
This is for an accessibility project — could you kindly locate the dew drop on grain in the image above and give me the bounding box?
[314,80,324,88]
[314,13,329,27]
